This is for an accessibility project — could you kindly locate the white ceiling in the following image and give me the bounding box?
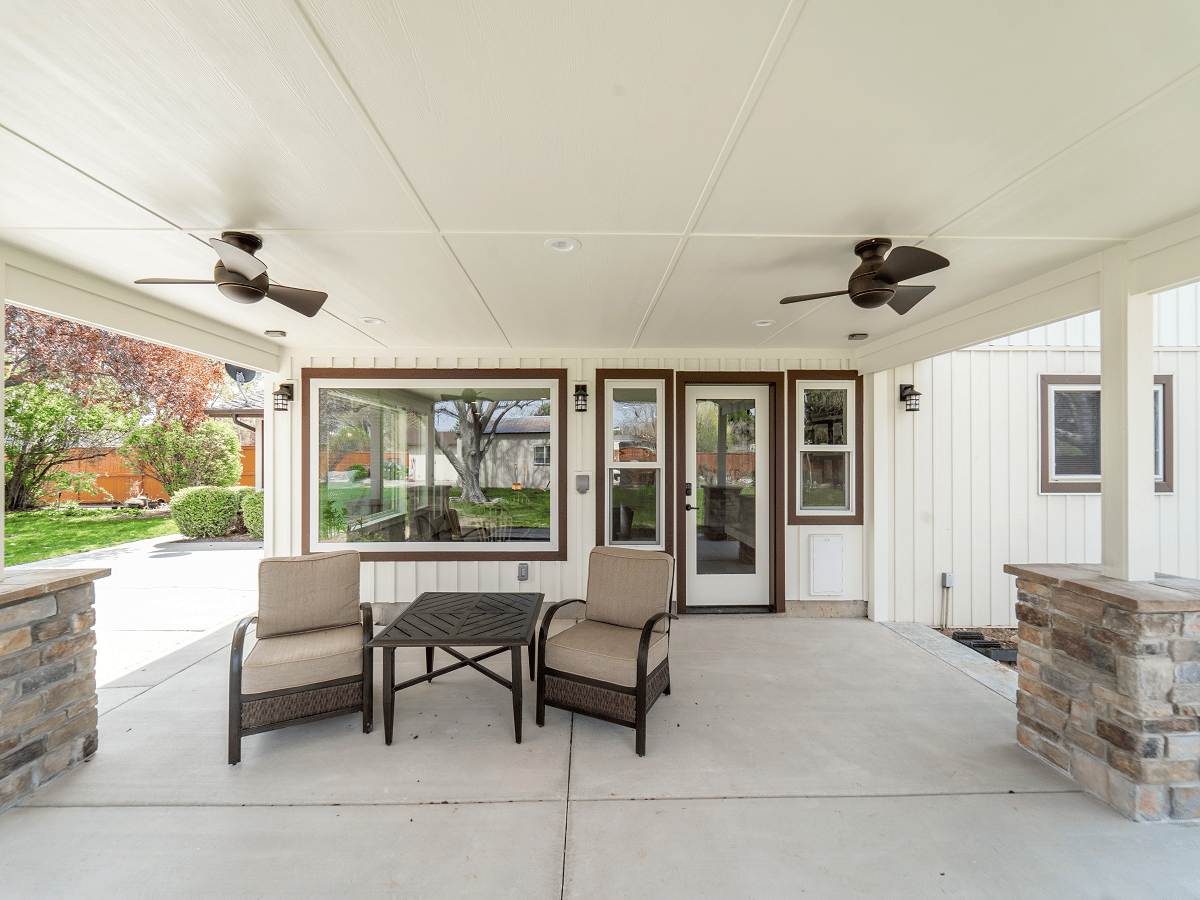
[2,0,1199,354]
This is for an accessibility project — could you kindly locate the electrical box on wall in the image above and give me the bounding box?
[810,534,845,595]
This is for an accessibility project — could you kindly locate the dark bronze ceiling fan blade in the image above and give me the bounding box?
[265,284,327,317]
[780,289,848,305]
[878,246,948,284]
[888,284,935,315]
[209,237,268,280]
[135,278,217,284]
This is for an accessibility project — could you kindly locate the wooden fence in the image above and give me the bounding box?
[45,447,256,505]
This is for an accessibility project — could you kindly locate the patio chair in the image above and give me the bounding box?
[228,550,372,764]
[536,546,676,756]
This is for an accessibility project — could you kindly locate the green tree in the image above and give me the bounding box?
[121,420,242,496]
[4,381,135,510]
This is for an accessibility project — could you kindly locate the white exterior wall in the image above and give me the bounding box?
[264,351,859,609]
[887,286,1200,627]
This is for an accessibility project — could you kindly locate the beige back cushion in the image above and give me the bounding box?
[585,546,674,631]
[257,550,361,638]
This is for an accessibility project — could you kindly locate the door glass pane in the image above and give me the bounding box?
[612,387,658,462]
[801,451,849,510]
[695,398,756,575]
[610,469,658,544]
[804,388,847,445]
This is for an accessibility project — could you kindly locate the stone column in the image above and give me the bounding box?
[1,568,109,812]
[1006,562,1200,821]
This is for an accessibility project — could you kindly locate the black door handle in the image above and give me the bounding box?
[684,503,697,511]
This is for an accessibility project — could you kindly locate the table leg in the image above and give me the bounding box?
[528,634,536,682]
[383,647,395,746]
[426,646,434,683]
[510,645,523,744]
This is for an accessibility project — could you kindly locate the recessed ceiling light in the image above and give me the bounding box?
[752,319,775,327]
[848,333,869,341]
[360,317,386,326]
[544,237,580,252]
[264,330,287,338]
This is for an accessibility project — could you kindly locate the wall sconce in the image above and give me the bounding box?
[272,384,294,412]
[574,383,589,412]
[899,384,921,412]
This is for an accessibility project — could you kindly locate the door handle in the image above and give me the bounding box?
[684,503,697,511]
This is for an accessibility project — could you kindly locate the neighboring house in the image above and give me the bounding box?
[481,416,553,490]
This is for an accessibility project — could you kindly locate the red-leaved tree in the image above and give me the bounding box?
[5,306,224,426]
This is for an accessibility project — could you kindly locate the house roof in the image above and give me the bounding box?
[2,3,1199,366]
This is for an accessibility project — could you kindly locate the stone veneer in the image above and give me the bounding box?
[1005,562,1200,822]
[0,568,109,813]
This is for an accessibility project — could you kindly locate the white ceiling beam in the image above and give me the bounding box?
[1,242,282,372]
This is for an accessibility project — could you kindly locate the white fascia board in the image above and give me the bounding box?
[853,255,1104,375]
[1128,210,1200,296]
[2,242,281,373]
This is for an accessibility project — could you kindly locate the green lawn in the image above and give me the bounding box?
[4,510,180,566]
[453,487,552,528]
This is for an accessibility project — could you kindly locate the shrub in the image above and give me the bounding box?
[121,420,242,497]
[241,490,265,538]
[170,486,239,538]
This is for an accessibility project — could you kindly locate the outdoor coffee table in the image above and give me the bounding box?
[369,591,544,745]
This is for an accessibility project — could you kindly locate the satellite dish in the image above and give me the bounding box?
[224,364,259,385]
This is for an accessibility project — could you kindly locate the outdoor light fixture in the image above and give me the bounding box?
[273,384,294,412]
[848,333,869,341]
[574,384,589,412]
[899,384,921,412]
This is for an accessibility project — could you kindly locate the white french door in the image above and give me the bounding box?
[683,384,770,607]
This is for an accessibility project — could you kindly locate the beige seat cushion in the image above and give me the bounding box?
[242,624,364,695]
[257,550,360,639]
[585,546,673,631]
[544,619,668,688]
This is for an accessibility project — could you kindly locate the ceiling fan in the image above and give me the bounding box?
[440,389,494,404]
[779,238,949,315]
[135,232,328,318]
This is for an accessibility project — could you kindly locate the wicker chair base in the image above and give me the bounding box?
[543,661,670,727]
[241,681,364,730]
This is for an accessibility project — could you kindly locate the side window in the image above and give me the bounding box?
[1040,374,1172,493]
[605,381,664,548]
[787,372,863,525]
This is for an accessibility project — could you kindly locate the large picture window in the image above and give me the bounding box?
[787,371,863,525]
[302,369,567,559]
[1039,374,1173,494]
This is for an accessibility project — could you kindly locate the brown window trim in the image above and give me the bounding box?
[787,370,864,525]
[1039,373,1173,494]
[594,369,675,553]
[301,367,569,560]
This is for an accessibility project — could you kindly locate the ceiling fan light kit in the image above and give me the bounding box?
[780,237,949,316]
[135,231,329,318]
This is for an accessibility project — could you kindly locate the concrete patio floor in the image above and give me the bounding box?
[4,604,1200,898]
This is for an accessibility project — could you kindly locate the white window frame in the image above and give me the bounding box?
[306,373,564,557]
[605,379,665,550]
[796,379,856,517]
[533,444,550,466]
[1040,374,1172,495]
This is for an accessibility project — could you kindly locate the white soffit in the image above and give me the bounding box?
[0,0,429,233]
[302,0,790,233]
[446,233,681,347]
[256,232,510,348]
[696,0,1200,239]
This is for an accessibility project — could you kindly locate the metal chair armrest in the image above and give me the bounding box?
[538,599,585,657]
[229,615,258,686]
[637,612,678,681]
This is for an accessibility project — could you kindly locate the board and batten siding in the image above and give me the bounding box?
[887,285,1200,627]
[263,351,856,609]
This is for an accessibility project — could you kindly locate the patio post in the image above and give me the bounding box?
[1099,244,1156,581]
[865,370,892,621]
